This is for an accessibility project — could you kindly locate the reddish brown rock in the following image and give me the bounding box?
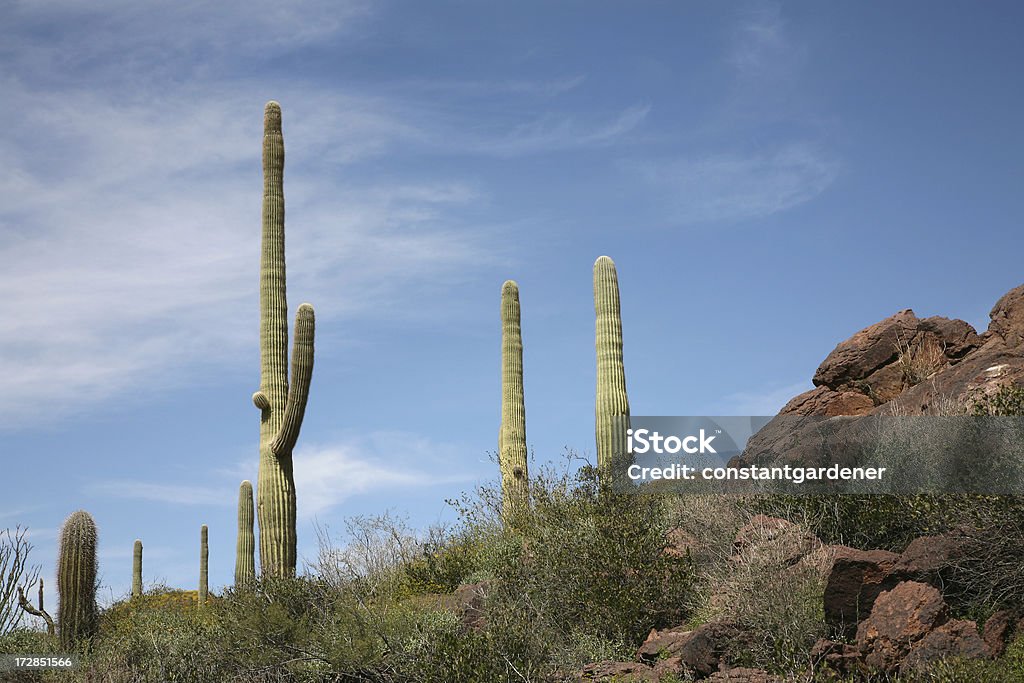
[856,581,948,673]
[636,626,692,663]
[988,284,1024,349]
[684,622,742,677]
[452,580,489,630]
[663,527,697,560]
[982,609,1024,657]
[893,533,965,576]
[824,546,901,633]
[779,386,875,417]
[813,310,922,393]
[578,661,657,682]
[902,619,988,672]
[706,668,781,682]
[651,656,685,679]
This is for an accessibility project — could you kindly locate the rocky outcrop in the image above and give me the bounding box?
[734,284,1024,471]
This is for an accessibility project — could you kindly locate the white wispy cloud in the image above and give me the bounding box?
[459,104,651,158]
[0,80,498,429]
[632,142,840,224]
[84,481,231,506]
[80,432,475,518]
[729,3,795,79]
[293,433,479,518]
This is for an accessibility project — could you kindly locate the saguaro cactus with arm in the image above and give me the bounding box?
[236,480,256,586]
[499,280,529,516]
[594,256,630,472]
[252,101,316,577]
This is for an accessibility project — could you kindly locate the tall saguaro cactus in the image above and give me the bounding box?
[132,539,143,599]
[199,525,209,606]
[236,480,256,586]
[499,280,529,516]
[594,256,630,471]
[252,101,316,577]
[57,510,98,648]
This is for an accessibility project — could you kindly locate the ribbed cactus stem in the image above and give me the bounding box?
[199,525,209,606]
[594,256,631,471]
[236,480,256,586]
[499,280,529,516]
[132,539,142,599]
[57,510,98,648]
[255,101,316,578]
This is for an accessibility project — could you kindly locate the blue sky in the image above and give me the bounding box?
[3,1,1024,607]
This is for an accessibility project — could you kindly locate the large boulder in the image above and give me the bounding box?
[988,284,1024,349]
[824,547,901,634]
[856,581,948,673]
[636,621,740,678]
[734,284,1024,471]
[812,310,979,403]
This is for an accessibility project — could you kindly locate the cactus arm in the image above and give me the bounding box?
[16,581,55,636]
[252,391,270,411]
[270,303,315,456]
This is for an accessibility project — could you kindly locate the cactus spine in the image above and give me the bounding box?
[57,510,98,648]
[499,280,529,516]
[199,525,209,605]
[132,539,142,599]
[594,256,630,471]
[236,480,256,586]
[253,101,316,578]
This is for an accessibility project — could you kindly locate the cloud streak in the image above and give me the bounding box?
[633,142,840,224]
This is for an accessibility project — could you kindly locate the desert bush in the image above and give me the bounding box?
[0,526,42,637]
[456,458,694,673]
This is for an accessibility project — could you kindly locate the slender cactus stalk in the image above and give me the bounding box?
[594,256,630,472]
[132,539,142,599]
[199,525,209,606]
[236,480,256,586]
[499,280,529,517]
[253,101,316,578]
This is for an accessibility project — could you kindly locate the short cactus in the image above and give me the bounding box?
[199,525,209,606]
[253,101,316,578]
[236,480,256,586]
[594,256,631,471]
[56,510,98,648]
[499,280,529,516]
[132,539,142,599]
